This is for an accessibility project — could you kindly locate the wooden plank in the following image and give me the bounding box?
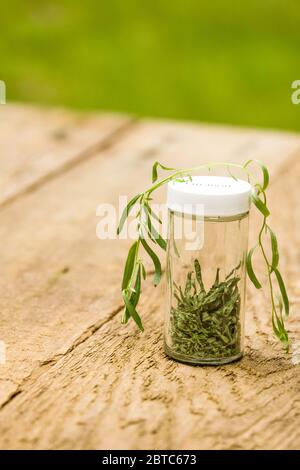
[0,104,133,208]
[0,114,299,449]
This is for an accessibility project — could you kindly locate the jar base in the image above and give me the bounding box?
[164,343,243,366]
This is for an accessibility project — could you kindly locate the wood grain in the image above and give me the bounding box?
[0,106,299,449]
[0,104,132,208]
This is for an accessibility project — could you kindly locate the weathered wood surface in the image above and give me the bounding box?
[0,104,132,208]
[0,104,299,450]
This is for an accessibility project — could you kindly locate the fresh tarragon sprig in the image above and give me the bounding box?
[117,160,290,352]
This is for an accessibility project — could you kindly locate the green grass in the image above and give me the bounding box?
[1,0,300,130]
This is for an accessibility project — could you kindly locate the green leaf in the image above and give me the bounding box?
[266,226,279,272]
[117,194,141,235]
[272,313,281,337]
[272,312,289,351]
[141,263,147,280]
[251,192,270,218]
[122,290,144,331]
[273,268,289,317]
[123,264,142,323]
[144,206,167,251]
[246,245,262,289]
[144,201,162,224]
[244,159,269,191]
[276,294,283,317]
[152,162,159,183]
[152,161,176,183]
[132,265,142,306]
[121,241,138,290]
[140,237,162,286]
[151,226,167,251]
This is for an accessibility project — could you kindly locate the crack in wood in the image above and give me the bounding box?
[0,304,124,412]
[0,117,137,211]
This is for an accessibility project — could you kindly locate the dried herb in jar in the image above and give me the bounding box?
[170,260,242,358]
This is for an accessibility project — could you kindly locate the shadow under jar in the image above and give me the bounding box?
[164,176,252,365]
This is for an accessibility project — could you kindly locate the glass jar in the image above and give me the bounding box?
[164,176,252,365]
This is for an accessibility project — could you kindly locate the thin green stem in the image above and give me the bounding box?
[257,194,276,314]
[144,162,253,195]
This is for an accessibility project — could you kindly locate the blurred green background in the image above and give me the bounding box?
[1,0,300,130]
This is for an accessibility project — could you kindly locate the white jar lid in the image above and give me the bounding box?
[167,176,252,217]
